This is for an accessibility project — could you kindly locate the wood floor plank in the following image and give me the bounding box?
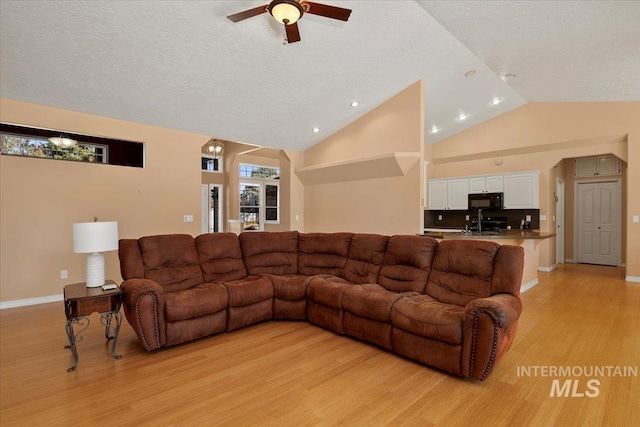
[1,263,639,426]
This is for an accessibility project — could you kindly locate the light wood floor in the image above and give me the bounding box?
[1,264,639,426]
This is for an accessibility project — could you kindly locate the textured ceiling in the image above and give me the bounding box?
[1,1,638,151]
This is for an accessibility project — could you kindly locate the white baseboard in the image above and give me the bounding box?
[520,278,539,293]
[538,264,557,273]
[625,276,640,283]
[0,294,63,310]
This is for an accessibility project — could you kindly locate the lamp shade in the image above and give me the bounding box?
[73,221,119,254]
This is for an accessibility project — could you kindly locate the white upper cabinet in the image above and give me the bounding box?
[575,155,621,177]
[469,175,504,194]
[427,178,468,210]
[428,171,537,210]
[447,179,469,210]
[428,179,447,210]
[503,172,539,209]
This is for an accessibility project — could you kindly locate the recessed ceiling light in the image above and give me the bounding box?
[501,73,516,81]
[458,112,467,121]
[312,127,320,133]
[350,101,359,107]
[430,125,440,134]
[491,97,503,105]
[464,70,476,77]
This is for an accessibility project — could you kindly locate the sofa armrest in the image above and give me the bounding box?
[462,293,522,380]
[121,279,167,351]
[464,293,522,328]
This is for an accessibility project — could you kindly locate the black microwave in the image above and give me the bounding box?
[468,192,503,211]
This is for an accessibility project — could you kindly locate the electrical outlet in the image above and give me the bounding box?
[183,215,194,222]
[540,215,547,221]
[526,215,532,222]
[295,214,299,221]
[437,215,443,221]
[465,215,470,221]
[61,270,68,279]
[633,215,640,223]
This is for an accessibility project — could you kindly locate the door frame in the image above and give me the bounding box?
[556,178,565,264]
[201,183,224,233]
[573,178,622,266]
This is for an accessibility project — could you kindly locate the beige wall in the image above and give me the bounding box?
[427,101,640,278]
[303,81,425,234]
[1,98,209,302]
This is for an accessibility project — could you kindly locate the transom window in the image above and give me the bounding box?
[2,134,107,163]
[239,164,279,179]
[0,123,144,168]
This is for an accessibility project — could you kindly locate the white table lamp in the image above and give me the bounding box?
[73,221,119,287]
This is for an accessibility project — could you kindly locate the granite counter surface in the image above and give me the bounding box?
[421,230,555,240]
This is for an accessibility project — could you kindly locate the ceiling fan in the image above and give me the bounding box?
[227,0,352,43]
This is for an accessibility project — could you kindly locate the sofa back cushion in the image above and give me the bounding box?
[425,240,500,306]
[195,233,248,282]
[378,235,438,293]
[298,233,354,276]
[138,234,204,293]
[240,231,299,275]
[340,234,389,284]
[119,239,145,280]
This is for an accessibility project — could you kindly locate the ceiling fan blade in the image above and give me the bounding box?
[285,22,301,43]
[227,4,269,22]
[302,2,352,21]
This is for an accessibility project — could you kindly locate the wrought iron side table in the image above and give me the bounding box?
[63,280,123,372]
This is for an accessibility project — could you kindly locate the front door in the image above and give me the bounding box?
[577,181,620,266]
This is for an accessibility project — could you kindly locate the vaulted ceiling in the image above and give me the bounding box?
[1,1,638,151]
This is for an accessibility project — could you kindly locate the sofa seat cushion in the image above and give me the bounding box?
[391,294,465,345]
[268,275,312,300]
[306,276,354,309]
[223,275,273,307]
[165,282,228,322]
[343,284,418,323]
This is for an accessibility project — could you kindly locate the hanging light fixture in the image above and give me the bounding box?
[48,134,78,148]
[207,139,224,158]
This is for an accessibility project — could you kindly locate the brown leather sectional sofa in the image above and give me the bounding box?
[118,231,524,380]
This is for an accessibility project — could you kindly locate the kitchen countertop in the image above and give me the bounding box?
[421,229,555,240]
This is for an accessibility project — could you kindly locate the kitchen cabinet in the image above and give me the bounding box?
[428,179,447,210]
[503,172,539,209]
[468,175,504,194]
[574,155,621,177]
[447,179,469,210]
[428,178,468,210]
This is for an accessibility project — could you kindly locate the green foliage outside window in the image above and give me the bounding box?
[1,135,106,163]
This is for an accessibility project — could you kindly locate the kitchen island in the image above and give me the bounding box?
[422,229,555,292]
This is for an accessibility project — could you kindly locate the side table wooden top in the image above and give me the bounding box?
[63,280,122,301]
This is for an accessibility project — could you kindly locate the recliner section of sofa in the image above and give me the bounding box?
[119,231,524,380]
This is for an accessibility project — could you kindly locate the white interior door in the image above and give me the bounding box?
[576,181,620,266]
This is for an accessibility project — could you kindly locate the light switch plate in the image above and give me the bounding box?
[633,215,640,223]
[183,215,194,222]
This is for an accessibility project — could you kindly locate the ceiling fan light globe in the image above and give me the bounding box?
[270,0,303,25]
[48,136,77,148]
